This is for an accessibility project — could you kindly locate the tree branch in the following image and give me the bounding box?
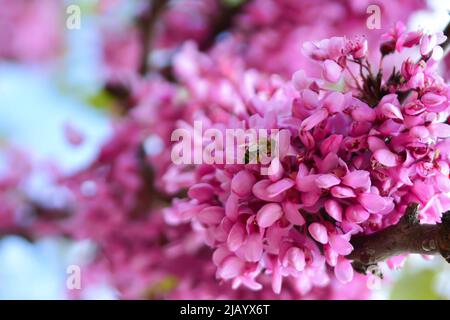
[105,1,248,110]
[348,203,450,275]
[441,20,450,57]
[137,0,168,75]
[104,0,169,110]
[0,227,35,242]
[199,0,248,51]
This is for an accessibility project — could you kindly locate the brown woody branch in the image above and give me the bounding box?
[137,0,168,75]
[106,0,248,105]
[441,20,450,57]
[199,0,248,51]
[104,0,169,111]
[0,200,72,242]
[348,203,450,275]
[0,227,35,242]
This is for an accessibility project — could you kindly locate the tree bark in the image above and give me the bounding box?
[348,203,450,275]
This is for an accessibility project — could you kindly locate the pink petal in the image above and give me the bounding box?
[320,134,343,155]
[373,148,398,167]
[301,89,320,110]
[341,220,364,234]
[352,39,368,58]
[253,179,285,202]
[302,40,327,61]
[409,126,430,140]
[296,173,318,192]
[212,247,230,266]
[323,92,345,113]
[282,201,305,226]
[331,186,356,198]
[342,170,371,190]
[322,59,342,82]
[265,223,286,252]
[292,70,311,90]
[436,32,447,45]
[218,256,245,280]
[379,197,395,215]
[301,191,321,207]
[421,92,446,107]
[325,245,339,267]
[243,233,263,262]
[197,206,225,225]
[429,123,450,138]
[367,136,387,152]
[300,108,329,131]
[225,193,239,220]
[267,178,295,197]
[188,183,215,202]
[327,37,346,59]
[352,103,376,122]
[358,193,387,213]
[308,222,328,244]
[420,34,436,56]
[335,258,354,283]
[324,199,343,222]
[345,204,370,223]
[268,157,284,181]
[378,120,402,136]
[381,103,403,120]
[285,247,306,271]
[317,152,339,173]
[227,223,246,251]
[402,30,423,48]
[256,203,283,228]
[404,101,426,115]
[329,234,353,255]
[315,174,341,189]
[231,170,256,198]
[272,264,283,294]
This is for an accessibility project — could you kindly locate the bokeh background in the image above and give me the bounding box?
[0,0,449,299]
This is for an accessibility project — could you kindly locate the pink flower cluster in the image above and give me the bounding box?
[53,76,370,299]
[228,0,426,77]
[165,27,450,295]
[2,0,449,300]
